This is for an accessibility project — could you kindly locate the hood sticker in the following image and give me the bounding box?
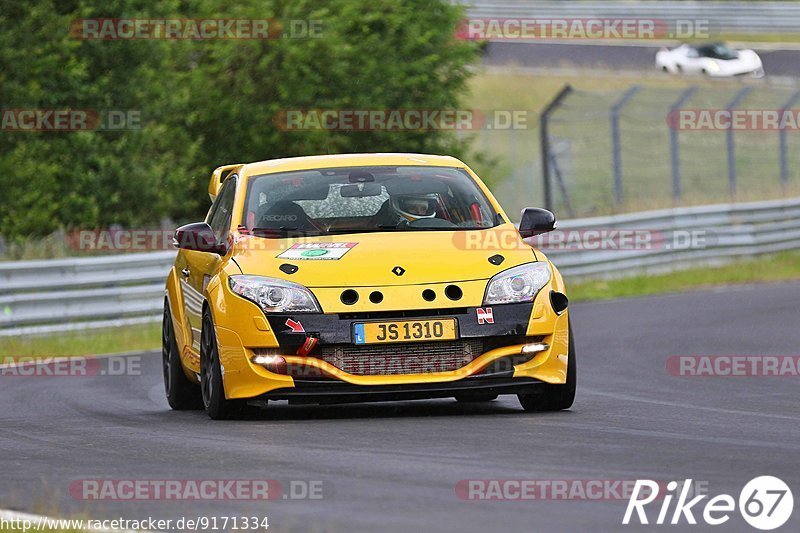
[276,242,358,260]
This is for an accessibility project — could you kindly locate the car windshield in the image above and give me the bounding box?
[242,165,498,236]
[697,43,738,60]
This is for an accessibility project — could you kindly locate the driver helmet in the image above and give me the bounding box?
[391,193,438,221]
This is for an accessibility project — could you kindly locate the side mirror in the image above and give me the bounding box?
[173,222,228,255]
[518,208,557,238]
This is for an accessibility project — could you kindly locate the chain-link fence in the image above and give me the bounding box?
[476,83,800,220]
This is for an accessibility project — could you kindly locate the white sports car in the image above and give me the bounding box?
[656,43,764,78]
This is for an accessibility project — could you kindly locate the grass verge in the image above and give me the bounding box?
[705,34,800,45]
[0,322,160,360]
[569,251,800,302]
[464,67,800,219]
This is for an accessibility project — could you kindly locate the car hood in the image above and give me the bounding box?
[720,50,761,66]
[230,223,538,287]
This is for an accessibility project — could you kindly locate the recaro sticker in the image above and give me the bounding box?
[277,242,358,260]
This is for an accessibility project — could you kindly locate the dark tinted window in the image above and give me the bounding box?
[208,177,237,243]
[696,44,738,60]
[243,166,497,236]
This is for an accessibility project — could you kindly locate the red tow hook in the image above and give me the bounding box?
[296,336,319,356]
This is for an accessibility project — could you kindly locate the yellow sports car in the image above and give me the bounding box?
[163,153,574,419]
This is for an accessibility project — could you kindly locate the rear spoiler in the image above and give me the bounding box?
[208,163,243,201]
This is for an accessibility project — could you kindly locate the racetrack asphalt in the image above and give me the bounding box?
[483,41,800,78]
[1,282,799,532]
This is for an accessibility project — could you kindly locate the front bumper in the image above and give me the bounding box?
[211,284,569,401]
[261,376,546,405]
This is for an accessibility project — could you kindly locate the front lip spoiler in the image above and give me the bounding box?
[256,375,545,405]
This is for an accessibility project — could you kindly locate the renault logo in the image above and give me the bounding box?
[392,266,405,276]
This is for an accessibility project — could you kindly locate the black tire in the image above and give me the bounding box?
[518,321,576,412]
[200,309,246,420]
[455,393,498,403]
[162,303,202,410]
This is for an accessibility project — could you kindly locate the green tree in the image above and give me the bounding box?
[0,0,201,238]
[0,0,478,240]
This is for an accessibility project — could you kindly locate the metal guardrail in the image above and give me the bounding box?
[2,197,800,336]
[460,1,800,35]
[547,197,800,277]
[0,251,174,337]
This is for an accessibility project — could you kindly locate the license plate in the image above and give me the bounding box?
[353,319,457,345]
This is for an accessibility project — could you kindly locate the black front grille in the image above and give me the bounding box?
[252,335,541,378]
[314,338,484,376]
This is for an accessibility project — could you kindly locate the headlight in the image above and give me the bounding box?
[483,262,551,305]
[708,60,720,72]
[229,275,321,313]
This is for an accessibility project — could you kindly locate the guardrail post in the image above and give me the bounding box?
[725,87,753,200]
[540,84,572,211]
[610,85,640,206]
[668,86,698,205]
[779,90,800,189]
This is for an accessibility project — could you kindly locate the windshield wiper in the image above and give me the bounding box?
[250,226,400,237]
[250,227,323,237]
[324,227,403,234]
[250,224,478,237]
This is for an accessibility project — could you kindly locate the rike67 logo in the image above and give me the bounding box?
[623,477,793,530]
